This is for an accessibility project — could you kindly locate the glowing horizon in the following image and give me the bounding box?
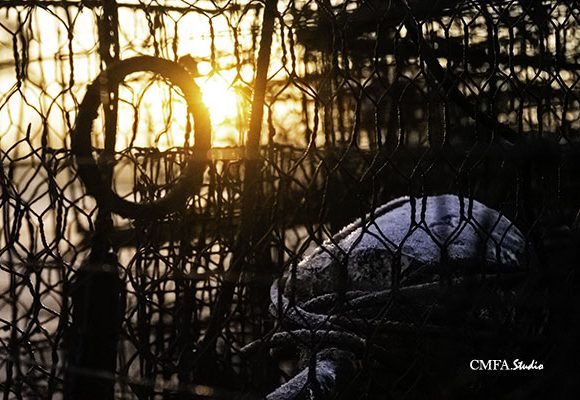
[0,2,281,151]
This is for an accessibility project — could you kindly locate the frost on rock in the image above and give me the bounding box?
[283,194,527,303]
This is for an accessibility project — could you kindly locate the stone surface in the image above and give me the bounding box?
[283,194,527,303]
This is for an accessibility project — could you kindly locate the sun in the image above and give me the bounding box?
[195,71,246,147]
[199,76,238,124]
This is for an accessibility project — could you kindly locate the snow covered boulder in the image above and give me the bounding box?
[282,194,527,304]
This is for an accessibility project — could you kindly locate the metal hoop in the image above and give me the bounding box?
[71,56,212,219]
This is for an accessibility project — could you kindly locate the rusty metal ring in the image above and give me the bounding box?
[71,56,211,219]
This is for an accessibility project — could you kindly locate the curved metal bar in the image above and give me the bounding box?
[71,55,212,219]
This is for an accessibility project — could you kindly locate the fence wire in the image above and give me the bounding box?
[1,0,580,399]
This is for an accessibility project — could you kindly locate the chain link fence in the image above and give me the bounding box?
[1,0,579,398]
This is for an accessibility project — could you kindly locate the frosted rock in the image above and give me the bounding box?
[283,195,527,303]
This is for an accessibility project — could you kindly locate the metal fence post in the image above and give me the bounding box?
[65,1,121,399]
[191,0,278,387]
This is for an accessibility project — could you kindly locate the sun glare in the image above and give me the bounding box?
[196,72,246,147]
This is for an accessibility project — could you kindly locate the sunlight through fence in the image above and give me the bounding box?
[1,0,579,399]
